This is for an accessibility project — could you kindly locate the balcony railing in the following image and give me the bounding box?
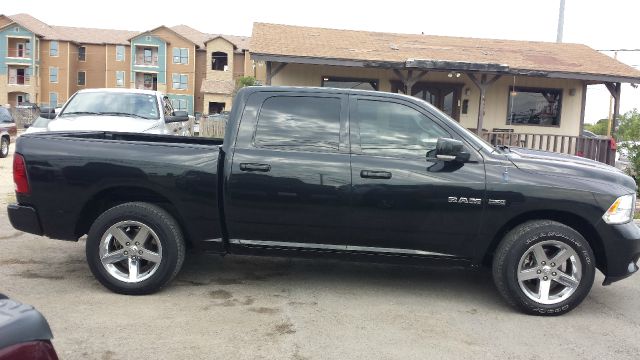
[134,54,159,66]
[481,131,614,165]
[8,75,31,85]
[7,48,32,58]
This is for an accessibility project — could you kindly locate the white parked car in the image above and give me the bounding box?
[42,88,189,135]
[615,141,639,177]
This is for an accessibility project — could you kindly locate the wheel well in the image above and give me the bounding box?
[75,187,192,248]
[482,211,606,272]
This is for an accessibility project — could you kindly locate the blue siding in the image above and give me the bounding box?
[0,24,35,75]
[130,35,166,84]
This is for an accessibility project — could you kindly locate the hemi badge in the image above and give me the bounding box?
[488,199,506,206]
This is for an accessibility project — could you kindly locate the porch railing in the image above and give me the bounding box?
[482,131,615,165]
[8,75,30,85]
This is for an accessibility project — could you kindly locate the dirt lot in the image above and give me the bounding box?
[2,143,640,360]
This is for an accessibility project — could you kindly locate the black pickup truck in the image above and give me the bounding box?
[8,86,640,315]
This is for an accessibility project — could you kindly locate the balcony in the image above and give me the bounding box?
[134,54,159,66]
[7,47,32,58]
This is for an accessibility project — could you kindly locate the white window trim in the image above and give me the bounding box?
[172,73,188,90]
[172,47,189,65]
[49,67,58,83]
[115,45,125,61]
[115,71,125,87]
[50,41,59,57]
[78,46,87,62]
[77,71,86,86]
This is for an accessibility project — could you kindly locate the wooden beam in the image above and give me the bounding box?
[605,82,622,139]
[266,61,272,85]
[393,69,428,94]
[578,82,587,137]
[467,73,502,135]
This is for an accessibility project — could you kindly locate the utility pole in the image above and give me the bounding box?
[556,0,565,43]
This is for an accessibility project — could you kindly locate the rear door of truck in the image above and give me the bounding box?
[224,91,351,248]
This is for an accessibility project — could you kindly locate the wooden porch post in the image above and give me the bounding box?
[393,69,428,94]
[265,62,287,86]
[467,73,501,135]
[605,82,622,138]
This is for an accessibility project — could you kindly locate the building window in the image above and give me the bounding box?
[255,96,341,152]
[506,87,562,126]
[115,45,125,61]
[321,76,379,91]
[78,46,86,61]
[50,41,58,56]
[171,99,188,112]
[172,73,188,90]
[211,51,228,71]
[78,71,86,86]
[49,92,58,107]
[144,48,152,64]
[173,48,188,64]
[49,67,58,83]
[115,71,125,87]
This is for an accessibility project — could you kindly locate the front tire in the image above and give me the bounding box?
[86,202,185,295]
[492,220,595,316]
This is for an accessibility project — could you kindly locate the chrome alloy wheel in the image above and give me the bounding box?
[517,240,582,305]
[99,220,162,283]
[1,139,8,157]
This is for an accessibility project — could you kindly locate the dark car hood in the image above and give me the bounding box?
[505,147,636,191]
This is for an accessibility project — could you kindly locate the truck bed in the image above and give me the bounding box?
[14,131,223,248]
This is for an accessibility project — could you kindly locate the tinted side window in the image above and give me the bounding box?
[0,108,12,123]
[355,99,450,157]
[255,96,341,152]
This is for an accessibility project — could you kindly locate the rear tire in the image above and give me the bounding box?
[0,137,8,158]
[492,220,595,316]
[86,202,185,295]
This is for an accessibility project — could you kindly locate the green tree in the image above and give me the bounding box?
[236,76,257,89]
[584,118,609,135]
[616,109,640,192]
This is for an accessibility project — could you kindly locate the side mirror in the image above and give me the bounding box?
[434,138,470,162]
[23,124,30,129]
[165,111,189,123]
[40,107,56,119]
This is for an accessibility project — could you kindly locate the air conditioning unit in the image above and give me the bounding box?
[223,65,229,72]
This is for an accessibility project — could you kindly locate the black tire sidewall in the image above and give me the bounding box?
[500,222,595,315]
[86,203,182,295]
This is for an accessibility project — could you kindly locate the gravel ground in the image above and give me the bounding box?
[2,142,640,360]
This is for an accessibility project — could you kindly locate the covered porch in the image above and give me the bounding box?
[251,23,640,165]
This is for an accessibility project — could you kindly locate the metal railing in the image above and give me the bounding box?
[8,75,30,85]
[482,131,614,165]
[134,54,159,66]
[7,48,31,58]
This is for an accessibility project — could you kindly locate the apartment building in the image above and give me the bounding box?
[0,14,262,115]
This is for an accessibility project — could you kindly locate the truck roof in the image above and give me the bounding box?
[75,88,161,96]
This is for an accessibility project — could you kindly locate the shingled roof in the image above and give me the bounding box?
[9,13,137,45]
[171,24,251,51]
[251,22,640,83]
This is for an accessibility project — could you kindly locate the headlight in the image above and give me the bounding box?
[602,194,636,224]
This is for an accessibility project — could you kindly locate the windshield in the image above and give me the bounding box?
[62,92,160,120]
[32,116,51,128]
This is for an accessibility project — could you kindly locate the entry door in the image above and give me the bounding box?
[412,83,462,120]
[348,95,486,258]
[225,92,351,246]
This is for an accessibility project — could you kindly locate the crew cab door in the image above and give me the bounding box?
[224,92,351,248]
[348,95,486,258]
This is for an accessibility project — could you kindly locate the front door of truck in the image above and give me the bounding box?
[225,92,351,248]
[348,95,486,258]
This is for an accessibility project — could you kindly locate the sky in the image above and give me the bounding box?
[4,0,639,123]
